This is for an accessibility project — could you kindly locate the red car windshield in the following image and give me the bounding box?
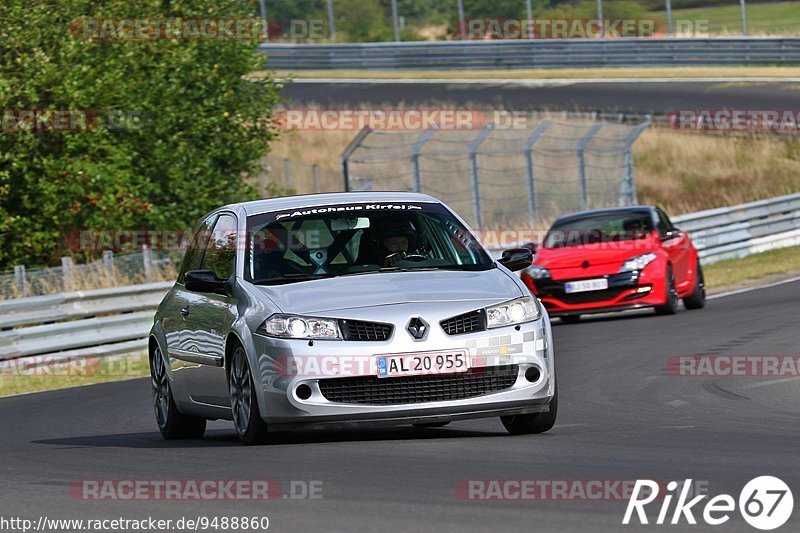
[544,212,654,249]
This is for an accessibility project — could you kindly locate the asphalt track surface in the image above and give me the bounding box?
[1,280,799,532]
[281,79,800,115]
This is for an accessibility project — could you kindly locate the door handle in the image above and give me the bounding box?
[180,307,190,317]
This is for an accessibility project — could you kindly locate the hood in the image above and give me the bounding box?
[254,268,523,314]
[534,236,659,270]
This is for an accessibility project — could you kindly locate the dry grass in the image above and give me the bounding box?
[635,129,800,214]
[705,245,800,289]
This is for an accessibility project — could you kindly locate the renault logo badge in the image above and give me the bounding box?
[407,317,429,340]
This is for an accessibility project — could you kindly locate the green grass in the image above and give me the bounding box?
[705,245,800,289]
[652,1,800,36]
[0,352,150,397]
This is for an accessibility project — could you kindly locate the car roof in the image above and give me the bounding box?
[552,206,657,225]
[219,192,441,217]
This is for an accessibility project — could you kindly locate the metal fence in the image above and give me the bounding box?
[0,247,178,299]
[260,37,800,70]
[341,121,650,228]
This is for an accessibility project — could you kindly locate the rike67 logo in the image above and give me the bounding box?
[623,477,793,530]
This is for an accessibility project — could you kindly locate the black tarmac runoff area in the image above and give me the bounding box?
[1,280,799,532]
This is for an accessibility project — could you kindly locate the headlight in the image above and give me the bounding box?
[485,297,541,329]
[619,252,657,273]
[526,265,551,279]
[257,313,341,339]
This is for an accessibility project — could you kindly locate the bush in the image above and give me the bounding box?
[0,0,282,269]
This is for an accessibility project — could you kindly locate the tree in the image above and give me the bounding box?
[0,0,282,268]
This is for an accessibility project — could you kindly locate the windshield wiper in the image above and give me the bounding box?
[251,273,328,285]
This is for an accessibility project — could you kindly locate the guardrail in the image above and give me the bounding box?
[2,194,799,364]
[673,193,800,263]
[0,282,171,361]
[260,37,800,70]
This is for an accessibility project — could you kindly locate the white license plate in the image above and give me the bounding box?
[375,350,470,378]
[564,278,609,293]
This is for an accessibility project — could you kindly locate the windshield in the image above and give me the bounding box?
[544,211,654,249]
[245,202,493,284]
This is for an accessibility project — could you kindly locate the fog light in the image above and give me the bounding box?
[525,366,541,383]
[636,286,652,294]
[296,384,312,400]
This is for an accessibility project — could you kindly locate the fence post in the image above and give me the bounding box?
[577,123,604,210]
[620,120,651,206]
[340,126,372,192]
[142,245,154,282]
[102,250,115,277]
[14,265,28,297]
[523,121,551,222]
[283,158,292,190]
[468,123,494,229]
[61,257,74,291]
[411,128,436,193]
[312,164,321,193]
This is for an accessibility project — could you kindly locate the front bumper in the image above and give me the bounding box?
[250,315,554,425]
[532,270,666,316]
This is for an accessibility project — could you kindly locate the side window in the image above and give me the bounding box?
[201,214,238,280]
[658,208,676,230]
[178,218,212,283]
[655,209,671,235]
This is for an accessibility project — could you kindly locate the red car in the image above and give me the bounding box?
[520,206,705,322]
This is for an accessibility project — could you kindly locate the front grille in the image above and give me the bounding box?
[339,319,393,341]
[553,288,626,305]
[440,310,486,335]
[318,365,519,405]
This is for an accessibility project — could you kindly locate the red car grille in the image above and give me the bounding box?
[551,287,627,305]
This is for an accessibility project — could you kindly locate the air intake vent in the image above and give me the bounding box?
[440,309,486,335]
[318,365,519,405]
[339,319,393,341]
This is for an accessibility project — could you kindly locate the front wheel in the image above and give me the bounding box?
[683,260,706,310]
[151,347,206,440]
[501,388,558,435]
[655,265,679,315]
[229,344,270,445]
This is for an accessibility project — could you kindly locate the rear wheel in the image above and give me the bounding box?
[150,347,206,440]
[655,265,679,315]
[501,388,558,435]
[559,315,581,324]
[683,260,706,310]
[229,344,270,445]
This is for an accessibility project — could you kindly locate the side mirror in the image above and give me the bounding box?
[521,241,538,254]
[660,229,683,242]
[185,270,227,294]
[498,248,533,272]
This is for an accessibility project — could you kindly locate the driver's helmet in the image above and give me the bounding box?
[375,217,418,254]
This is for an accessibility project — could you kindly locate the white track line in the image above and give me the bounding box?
[284,77,800,86]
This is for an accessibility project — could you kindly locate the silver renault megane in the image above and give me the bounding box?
[149,192,557,444]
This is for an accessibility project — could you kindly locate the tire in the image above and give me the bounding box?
[655,265,679,315]
[683,260,706,310]
[413,422,451,429]
[501,387,558,435]
[559,315,581,324]
[229,344,270,445]
[150,346,207,440]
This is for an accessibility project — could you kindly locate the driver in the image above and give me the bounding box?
[374,218,420,265]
